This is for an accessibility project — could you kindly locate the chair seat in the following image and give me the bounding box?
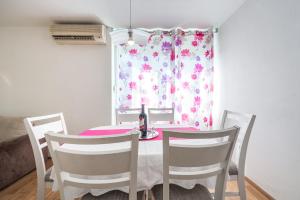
[81,190,145,200]
[229,162,238,176]
[44,167,53,182]
[151,184,213,200]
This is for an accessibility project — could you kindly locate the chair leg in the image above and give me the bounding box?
[143,190,148,200]
[237,174,246,200]
[36,179,45,200]
[149,189,155,200]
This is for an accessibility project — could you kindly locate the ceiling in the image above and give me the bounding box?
[0,0,247,28]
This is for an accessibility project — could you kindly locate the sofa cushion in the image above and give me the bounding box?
[0,134,35,190]
[0,116,27,143]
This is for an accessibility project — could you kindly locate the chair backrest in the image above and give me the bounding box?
[24,113,68,184]
[220,110,256,175]
[163,127,240,200]
[45,131,139,200]
[148,108,174,125]
[115,108,141,125]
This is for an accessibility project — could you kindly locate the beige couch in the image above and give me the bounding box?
[0,116,35,190]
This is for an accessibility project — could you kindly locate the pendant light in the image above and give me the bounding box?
[127,0,135,45]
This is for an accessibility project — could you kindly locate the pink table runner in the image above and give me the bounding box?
[80,127,197,141]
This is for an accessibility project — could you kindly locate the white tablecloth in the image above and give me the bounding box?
[50,124,217,199]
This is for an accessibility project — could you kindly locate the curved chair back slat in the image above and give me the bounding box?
[163,127,240,200]
[221,110,256,173]
[115,108,141,125]
[24,113,67,200]
[46,131,139,200]
[148,108,174,125]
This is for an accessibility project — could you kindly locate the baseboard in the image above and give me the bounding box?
[245,176,275,200]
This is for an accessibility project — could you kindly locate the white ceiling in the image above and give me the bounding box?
[0,0,247,28]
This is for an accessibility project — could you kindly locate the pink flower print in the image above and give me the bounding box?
[205,50,210,57]
[181,113,189,122]
[162,41,172,52]
[177,104,182,113]
[203,117,208,122]
[170,49,175,61]
[127,94,132,100]
[138,74,144,80]
[181,49,190,57]
[192,40,198,47]
[172,68,176,75]
[205,48,214,59]
[170,84,176,94]
[210,48,214,59]
[161,75,168,84]
[190,107,197,113]
[153,51,158,57]
[195,121,200,127]
[194,96,201,105]
[194,31,204,41]
[209,114,213,127]
[129,49,138,55]
[143,63,152,71]
[129,81,137,90]
[182,81,189,89]
[119,71,128,80]
[180,62,184,68]
[148,35,152,43]
[204,84,208,89]
[176,71,181,79]
[153,85,158,90]
[194,63,203,73]
[175,38,182,46]
[119,104,129,109]
[210,83,214,92]
[191,74,197,80]
[141,97,149,105]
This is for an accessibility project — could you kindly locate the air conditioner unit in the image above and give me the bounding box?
[50,24,106,45]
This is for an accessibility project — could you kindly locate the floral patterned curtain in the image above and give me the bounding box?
[115,29,214,129]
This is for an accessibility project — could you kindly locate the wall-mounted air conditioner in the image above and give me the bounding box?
[50,24,106,45]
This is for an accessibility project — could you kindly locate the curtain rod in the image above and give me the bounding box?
[138,27,218,33]
[111,27,219,33]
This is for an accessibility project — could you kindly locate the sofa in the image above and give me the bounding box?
[0,116,36,190]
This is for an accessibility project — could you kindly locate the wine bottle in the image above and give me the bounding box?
[139,104,148,138]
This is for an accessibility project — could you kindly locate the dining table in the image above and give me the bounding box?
[50,124,218,200]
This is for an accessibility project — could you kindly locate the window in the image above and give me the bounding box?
[112,29,214,129]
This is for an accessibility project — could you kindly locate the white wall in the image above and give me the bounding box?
[219,0,300,199]
[0,27,111,134]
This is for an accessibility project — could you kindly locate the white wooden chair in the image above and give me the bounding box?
[115,108,141,125]
[148,108,174,125]
[151,127,240,200]
[45,131,141,200]
[220,110,256,200]
[24,113,68,200]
